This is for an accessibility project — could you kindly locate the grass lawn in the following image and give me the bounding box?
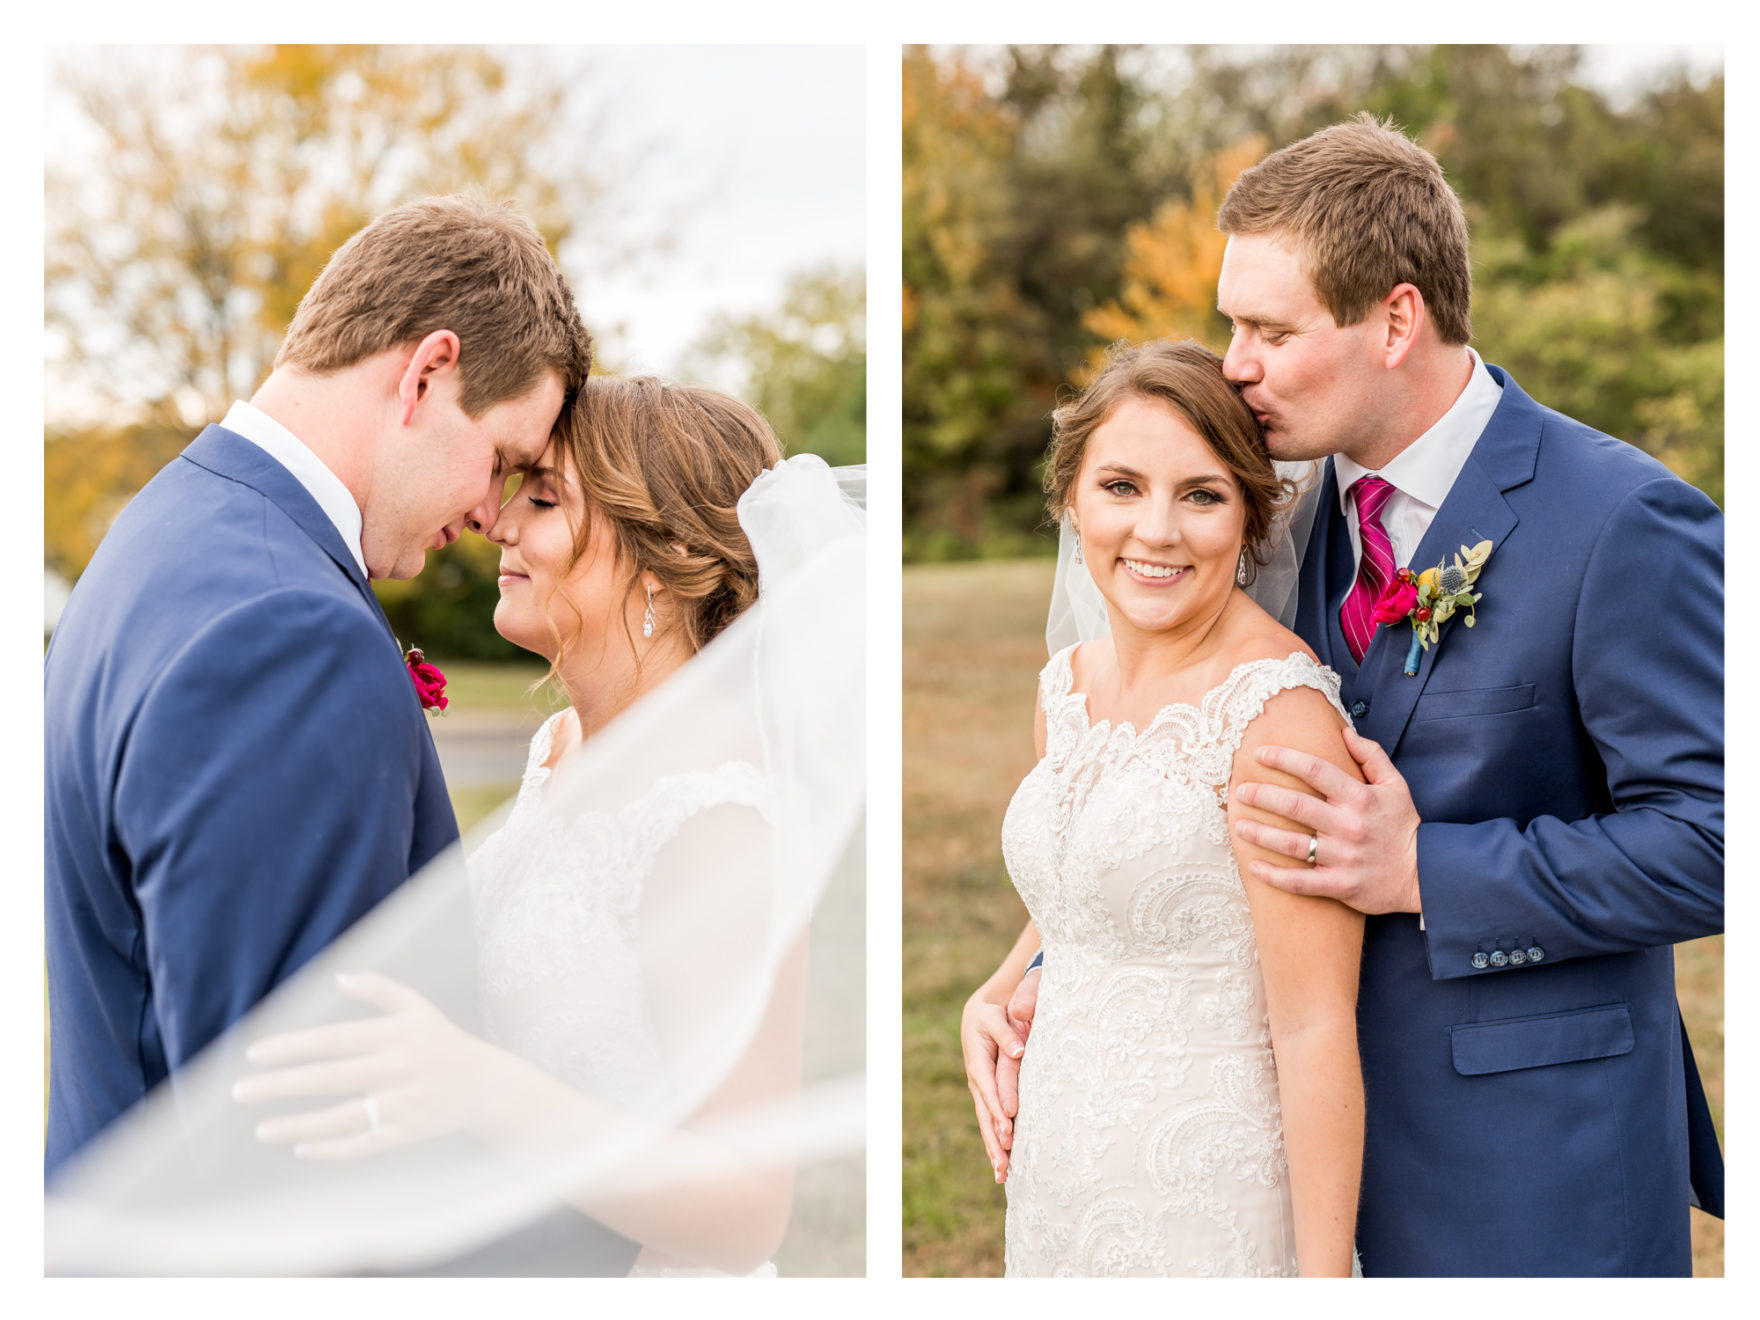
[901,559,1724,1277]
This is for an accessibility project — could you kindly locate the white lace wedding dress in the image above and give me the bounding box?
[1001,646,1349,1277]
[468,709,780,1278]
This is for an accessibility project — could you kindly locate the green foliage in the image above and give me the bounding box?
[903,45,1724,559]
[684,265,867,466]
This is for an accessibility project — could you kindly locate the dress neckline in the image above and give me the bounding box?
[1053,644,1320,744]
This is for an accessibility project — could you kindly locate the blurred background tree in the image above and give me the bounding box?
[683,264,867,468]
[901,43,1723,560]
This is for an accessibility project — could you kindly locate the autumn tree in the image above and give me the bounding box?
[1081,135,1267,364]
[684,265,866,467]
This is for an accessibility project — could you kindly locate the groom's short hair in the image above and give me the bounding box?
[275,194,592,416]
[1219,113,1472,346]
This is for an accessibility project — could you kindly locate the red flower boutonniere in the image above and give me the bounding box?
[1375,540,1493,676]
[404,645,449,714]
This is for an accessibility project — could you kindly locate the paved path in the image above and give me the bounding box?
[428,709,550,787]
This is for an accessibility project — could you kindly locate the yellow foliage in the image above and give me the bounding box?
[1079,136,1268,381]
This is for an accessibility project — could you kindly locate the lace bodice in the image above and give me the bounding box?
[468,711,770,1107]
[1000,646,1348,1277]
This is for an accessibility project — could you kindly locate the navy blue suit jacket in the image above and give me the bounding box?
[1294,367,1723,1276]
[47,427,644,1274]
[45,426,462,1174]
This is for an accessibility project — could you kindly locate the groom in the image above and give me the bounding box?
[991,116,1724,1276]
[45,196,637,1272]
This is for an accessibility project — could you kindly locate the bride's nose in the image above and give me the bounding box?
[1135,499,1183,546]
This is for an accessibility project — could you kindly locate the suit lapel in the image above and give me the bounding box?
[1294,458,1346,672]
[180,425,394,639]
[1357,366,1537,756]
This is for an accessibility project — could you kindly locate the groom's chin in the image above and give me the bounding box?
[380,550,427,581]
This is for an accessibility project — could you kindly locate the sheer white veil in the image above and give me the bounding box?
[45,453,866,1276]
[1046,460,1322,655]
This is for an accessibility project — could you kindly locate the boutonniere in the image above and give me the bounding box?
[403,645,449,714]
[1371,540,1493,676]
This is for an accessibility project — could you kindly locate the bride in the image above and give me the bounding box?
[45,378,865,1276]
[961,340,1363,1277]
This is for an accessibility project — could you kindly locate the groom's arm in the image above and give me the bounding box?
[1411,475,1723,975]
[1238,474,1723,971]
[114,587,436,1069]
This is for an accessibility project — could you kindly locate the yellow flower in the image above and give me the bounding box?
[1417,567,1440,593]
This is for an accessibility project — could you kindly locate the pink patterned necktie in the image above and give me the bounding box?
[1340,475,1397,665]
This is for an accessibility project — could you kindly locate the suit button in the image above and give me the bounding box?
[1350,699,1369,719]
[1489,951,1509,967]
[1527,946,1545,963]
[1509,949,1527,965]
[1471,952,1490,969]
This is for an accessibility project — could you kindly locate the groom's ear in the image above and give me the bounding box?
[396,330,463,424]
[1380,283,1425,370]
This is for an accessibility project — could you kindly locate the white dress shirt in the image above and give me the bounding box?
[1332,348,1504,573]
[221,400,369,579]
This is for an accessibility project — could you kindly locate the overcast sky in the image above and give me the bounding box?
[545,45,866,383]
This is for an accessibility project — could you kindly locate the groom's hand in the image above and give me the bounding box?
[1232,727,1422,915]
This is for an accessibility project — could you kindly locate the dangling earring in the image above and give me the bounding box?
[642,585,656,639]
[1236,550,1250,586]
[1071,520,1083,565]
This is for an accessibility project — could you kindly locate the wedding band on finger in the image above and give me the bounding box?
[361,1094,383,1133]
[1305,836,1319,866]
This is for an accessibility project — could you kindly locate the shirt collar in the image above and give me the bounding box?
[1334,347,1504,512]
[221,400,368,578]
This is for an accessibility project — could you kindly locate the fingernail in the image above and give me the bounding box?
[245,1043,266,1064]
[230,1080,253,1102]
[1008,1043,1023,1058]
[335,971,360,987]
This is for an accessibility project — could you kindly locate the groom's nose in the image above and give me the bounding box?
[462,480,501,537]
[1222,334,1259,386]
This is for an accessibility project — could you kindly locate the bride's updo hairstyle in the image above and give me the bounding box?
[1044,340,1299,586]
[553,375,783,654]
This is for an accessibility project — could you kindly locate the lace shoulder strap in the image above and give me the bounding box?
[517,710,569,795]
[1037,644,1084,759]
[1205,652,1351,768]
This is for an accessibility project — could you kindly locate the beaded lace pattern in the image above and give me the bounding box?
[1001,646,1348,1277]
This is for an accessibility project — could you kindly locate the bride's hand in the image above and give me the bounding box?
[231,971,506,1160]
[960,993,1024,1183]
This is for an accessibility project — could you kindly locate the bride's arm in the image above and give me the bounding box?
[1227,686,1365,1278]
[959,687,1049,1181]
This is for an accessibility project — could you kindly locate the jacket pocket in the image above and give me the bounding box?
[1412,682,1536,722]
[1449,1003,1634,1076]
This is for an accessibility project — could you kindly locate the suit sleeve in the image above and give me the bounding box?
[1415,475,1723,977]
[113,587,431,1068]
